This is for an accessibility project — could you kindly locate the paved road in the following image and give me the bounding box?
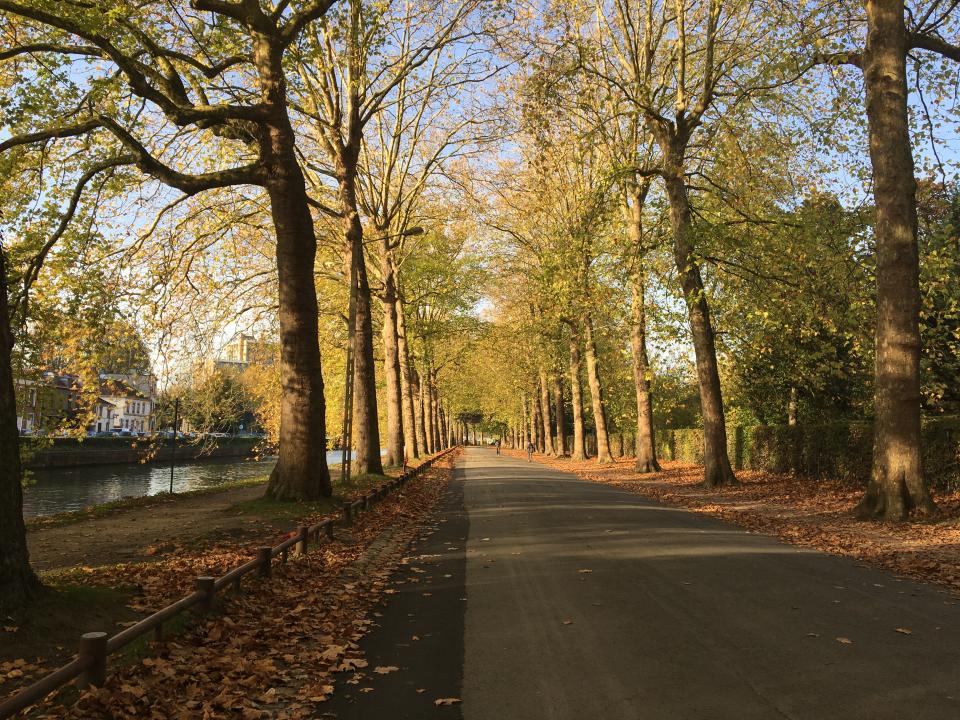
[320,447,960,719]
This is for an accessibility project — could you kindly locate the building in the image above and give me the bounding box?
[213,334,274,372]
[14,379,40,434]
[99,378,153,433]
[14,372,157,435]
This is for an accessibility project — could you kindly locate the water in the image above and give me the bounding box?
[21,450,365,518]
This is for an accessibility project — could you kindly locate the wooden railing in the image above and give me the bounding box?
[0,446,459,719]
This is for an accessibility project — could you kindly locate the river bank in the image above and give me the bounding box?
[23,436,260,469]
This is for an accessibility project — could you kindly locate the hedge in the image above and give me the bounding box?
[656,417,960,491]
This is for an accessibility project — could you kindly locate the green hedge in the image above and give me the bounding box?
[656,417,960,491]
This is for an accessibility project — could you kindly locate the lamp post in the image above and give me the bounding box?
[169,398,179,495]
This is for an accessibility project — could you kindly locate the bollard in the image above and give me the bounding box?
[343,503,353,526]
[196,576,216,615]
[78,632,108,689]
[297,525,309,555]
[257,547,272,578]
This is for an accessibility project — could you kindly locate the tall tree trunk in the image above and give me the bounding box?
[522,393,530,445]
[856,0,935,518]
[630,275,661,473]
[568,330,587,461]
[379,241,404,467]
[661,148,737,487]
[583,315,613,464]
[538,366,555,455]
[532,390,544,452]
[626,183,661,473]
[412,366,428,456]
[787,387,798,426]
[430,372,442,451]
[396,298,418,459]
[422,368,434,454]
[553,374,568,456]
[0,247,41,609]
[263,116,331,499]
[347,221,382,476]
[438,403,448,449]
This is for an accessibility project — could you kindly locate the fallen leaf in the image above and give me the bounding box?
[562,620,573,625]
[435,697,461,706]
[577,569,593,574]
[836,637,852,644]
[374,666,399,674]
[895,627,913,635]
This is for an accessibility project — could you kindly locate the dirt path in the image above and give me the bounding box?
[27,483,268,572]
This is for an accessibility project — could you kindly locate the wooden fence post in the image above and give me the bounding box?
[196,576,215,615]
[297,525,309,555]
[78,632,108,689]
[343,503,353,526]
[257,547,272,578]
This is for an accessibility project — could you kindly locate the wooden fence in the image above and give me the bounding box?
[0,445,460,719]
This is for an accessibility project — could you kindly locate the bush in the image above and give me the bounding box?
[656,417,960,491]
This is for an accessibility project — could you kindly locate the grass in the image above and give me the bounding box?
[230,472,393,527]
[0,583,137,671]
[26,476,270,530]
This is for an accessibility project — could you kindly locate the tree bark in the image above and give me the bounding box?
[856,0,936,519]
[553,374,568,457]
[412,366,428,456]
[583,315,613,464]
[396,297,418,459]
[438,403,448,449]
[661,146,737,487]
[568,330,587,461]
[421,367,434,454]
[532,389,544,452]
[787,386,798,426]
[630,275,661,473]
[538,366,555,455]
[379,240,404,467]
[0,247,41,609]
[253,35,331,501]
[430,372,442,451]
[344,206,382,477]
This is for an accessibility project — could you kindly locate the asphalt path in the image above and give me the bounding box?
[319,447,960,720]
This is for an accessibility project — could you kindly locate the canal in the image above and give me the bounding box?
[22,450,361,518]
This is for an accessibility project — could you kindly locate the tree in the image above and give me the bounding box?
[296,0,490,475]
[0,241,40,609]
[815,0,960,518]
[0,0,339,501]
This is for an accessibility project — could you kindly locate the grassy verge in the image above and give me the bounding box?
[0,583,137,693]
[26,476,270,530]
[231,472,393,527]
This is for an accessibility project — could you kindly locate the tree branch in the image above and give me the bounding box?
[908,32,960,62]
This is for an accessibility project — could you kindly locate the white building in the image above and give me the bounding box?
[99,379,153,433]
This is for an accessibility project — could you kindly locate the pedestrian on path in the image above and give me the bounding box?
[495,438,501,455]
[526,441,534,462]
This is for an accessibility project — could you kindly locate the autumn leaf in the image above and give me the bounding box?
[836,637,853,644]
[434,697,462,706]
[373,666,399,674]
[895,628,913,635]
